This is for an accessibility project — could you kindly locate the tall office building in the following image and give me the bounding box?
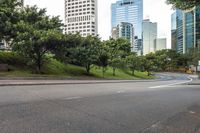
[111,0,143,52]
[183,7,200,53]
[18,0,24,6]
[171,11,177,51]
[156,38,167,51]
[171,9,183,53]
[112,22,134,50]
[171,7,200,54]
[64,0,98,37]
[142,19,157,55]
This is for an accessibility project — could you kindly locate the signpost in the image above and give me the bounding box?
[198,60,200,79]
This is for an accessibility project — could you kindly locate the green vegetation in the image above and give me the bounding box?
[0,57,152,79]
[2,0,199,80]
[166,0,200,10]
[91,67,153,79]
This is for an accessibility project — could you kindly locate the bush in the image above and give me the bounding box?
[0,51,27,67]
[42,58,66,74]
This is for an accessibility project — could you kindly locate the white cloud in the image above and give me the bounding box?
[24,0,173,48]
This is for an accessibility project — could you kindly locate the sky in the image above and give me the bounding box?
[24,0,174,48]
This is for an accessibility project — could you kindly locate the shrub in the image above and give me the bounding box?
[0,51,27,67]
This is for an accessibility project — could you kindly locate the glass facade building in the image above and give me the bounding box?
[171,12,177,51]
[111,0,143,52]
[112,22,134,50]
[171,7,200,54]
[171,9,183,53]
[183,7,200,53]
[142,19,157,55]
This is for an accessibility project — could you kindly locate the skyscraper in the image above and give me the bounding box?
[155,38,167,51]
[64,0,98,37]
[171,9,183,53]
[183,7,200,53]
[112,22,134,50]
[142,19,157,55]
[111,0,143,52]
[171,7,200,54]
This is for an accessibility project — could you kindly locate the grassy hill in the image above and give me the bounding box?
[0,58,154,80]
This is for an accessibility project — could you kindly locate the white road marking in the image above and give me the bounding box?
[189,111,196,114]
[151,121,160,128]
[149,78,193,89]
[117,90,125,94]
[64,96,82,100]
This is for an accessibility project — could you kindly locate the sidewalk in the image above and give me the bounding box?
[0,78,155,86]
[187,80,200,85]
[188,75,200,85]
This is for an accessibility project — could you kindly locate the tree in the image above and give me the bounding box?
[12,6,63,73]
[166,0,200,10]
[126,53,139,76]
[52,33,83,64]
[0,0,21,43]
[106,38,131,76]
[96,42,109,78]
[73,35,101,74]
[187,49,200,72]
[140,54,156,76]
[154,49,180,71]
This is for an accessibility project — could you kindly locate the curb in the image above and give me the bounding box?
[0,79,163,87]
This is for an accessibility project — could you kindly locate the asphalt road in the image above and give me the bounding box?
[0,73,200,133]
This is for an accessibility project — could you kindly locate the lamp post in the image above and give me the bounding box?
[198,60,200,79]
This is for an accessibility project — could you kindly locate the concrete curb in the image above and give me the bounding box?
[0,79,163,87]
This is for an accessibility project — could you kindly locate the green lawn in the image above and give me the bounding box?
[0,59,154,80]
[91,66,154,80]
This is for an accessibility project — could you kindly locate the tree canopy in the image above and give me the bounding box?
[166,0,200,10]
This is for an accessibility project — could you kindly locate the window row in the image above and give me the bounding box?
[67,11,95,16]
[67,16,95,22]
[67,26,96,30]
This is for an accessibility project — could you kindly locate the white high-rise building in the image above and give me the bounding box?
[156,38,167,51]
[142,19,157,55]
[112,22,134,51]
[64,0,98,37]
[17,0,24,6]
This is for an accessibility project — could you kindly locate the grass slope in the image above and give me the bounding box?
[0,58,154,79]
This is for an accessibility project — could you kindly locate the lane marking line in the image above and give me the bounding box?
[149,77,193,89]
[189,111,196,114]
[64,96,82,100]
[117,90,125,94]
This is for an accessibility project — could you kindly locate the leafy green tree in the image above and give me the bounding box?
[73,35,101,74]
[187,49,200,68]
[177,53,190,68]
[126,53,139,76]
[96,42,109,78]
[0,0,21,43]
[12,6,63,73]
[154,49,180,71]
[139,54,156,76]
[53,33,83,64]
[106,38,131,76]
[166,0,200,10]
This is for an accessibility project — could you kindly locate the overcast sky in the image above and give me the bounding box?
[24,0,173,48]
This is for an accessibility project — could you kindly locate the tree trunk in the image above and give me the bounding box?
[86,64,91,74]
[132,70,135,76]
[36,55,42,74]
[102,67,105,78]
[147,71,150,76]
[113,67,116,76]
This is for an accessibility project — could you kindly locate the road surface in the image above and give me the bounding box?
[0,73,200,133]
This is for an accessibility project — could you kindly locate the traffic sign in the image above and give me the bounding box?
[198,66,200,72]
